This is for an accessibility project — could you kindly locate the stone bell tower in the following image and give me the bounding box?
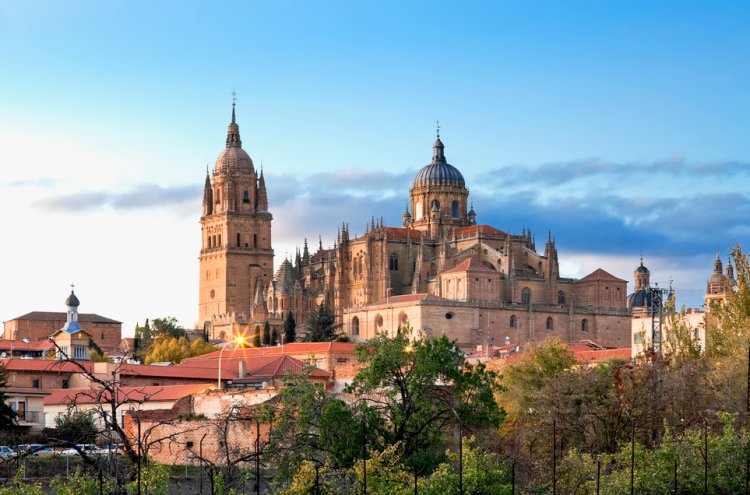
[198,102,274,337]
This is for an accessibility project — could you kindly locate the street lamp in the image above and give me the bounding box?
[217,335,246,389]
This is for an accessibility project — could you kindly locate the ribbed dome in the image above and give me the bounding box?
[413,136,465,187]
[65,290,80,308]
[215,146,254,175]
[635,264,649,274]
[627,289,661,309]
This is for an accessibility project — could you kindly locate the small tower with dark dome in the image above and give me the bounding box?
[409,130,470,236]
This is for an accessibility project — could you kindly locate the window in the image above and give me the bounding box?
[445,312,454,320]
[73,345,87,360]
[415,201,423,220]
[352,317,360,337]
[389,254,399,271]
[510,315,517,328]
[557,291,566,305]
[521,288,531,304]
[253,234,257,248]
[32,379,40,389]
[62,379,69,389]
[218,234,221,246]
[581,319,589,332]
[243,188,250,204]
[375,315,383,328]
[451,200,459,218]
[634,334,643,344]
[546,317,554,331]
[237,233,241,247]
[186,441,194,449]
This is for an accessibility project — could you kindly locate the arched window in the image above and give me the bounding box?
[546,317,554,331]
[451,200,459,218]
[415,201,423,220]
[521,287,531,304]
[389,253,399,271]
[243,188,250,204]
[237,233,241,247]
[581,319,589,332]
[557,291,566,305]
[352,317,360,337]
[510,315,517,328]
[375,315,384,328]
[398,312,408,328]
[218,234,222,246]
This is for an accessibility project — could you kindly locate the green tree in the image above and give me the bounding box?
[52,410,97,445]
[263,321,271,346]
[0,362,18,431]
[305,302,337,342]
[268,376,363,477]
[151,316,186,338]
[284,311,296,343]
[421,439,512,495]
[346,328,504,469]
[253,326,262,347]
[271,328,279,346]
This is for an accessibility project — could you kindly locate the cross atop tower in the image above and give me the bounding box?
[436,120,440,138]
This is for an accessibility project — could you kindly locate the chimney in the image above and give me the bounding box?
[238,361,246,379]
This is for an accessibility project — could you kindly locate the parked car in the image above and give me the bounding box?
[26,444,55,456]
[60,444,98,456]
[0,445,14,457]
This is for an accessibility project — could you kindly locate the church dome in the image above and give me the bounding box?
[627,289,661,309]
[215,146,254,175]
[635,264,649,274]
[413,136,465,187]
[65,290,80,308]
[214,103,255,175]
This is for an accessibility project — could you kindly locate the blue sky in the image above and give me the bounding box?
[1,1,748,334]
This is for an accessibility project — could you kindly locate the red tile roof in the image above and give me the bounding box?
[182,342,357,363]
[382,227,422,240]
[5,312,121,324]
[0,358,87,373]
[578,268,627,283]
[442,257,497,274]
[180,354,332,380]
[453,224,506,238]
[44,383,212,406]
[573,348,632,364]
[0,339,54,352]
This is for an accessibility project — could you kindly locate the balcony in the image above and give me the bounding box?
[17,410,43,425]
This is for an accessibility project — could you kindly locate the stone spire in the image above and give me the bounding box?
[257,169,268,211]
[203,167,213,216]
[303,238,310,263]
[225,101,242,148]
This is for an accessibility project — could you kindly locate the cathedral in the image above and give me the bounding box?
[198,106,632,350]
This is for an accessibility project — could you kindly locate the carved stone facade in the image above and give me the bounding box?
[198,105,275,340]
[259,134,632,351]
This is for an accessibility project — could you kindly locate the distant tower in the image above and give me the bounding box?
[198,102,274,335]
[705,252,730,311]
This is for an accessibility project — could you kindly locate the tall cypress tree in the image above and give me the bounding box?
[306,302,336,342]
[284,312,296,344]
[262,321,271,346]
[0,363,18,431]
[253,326,262,347]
